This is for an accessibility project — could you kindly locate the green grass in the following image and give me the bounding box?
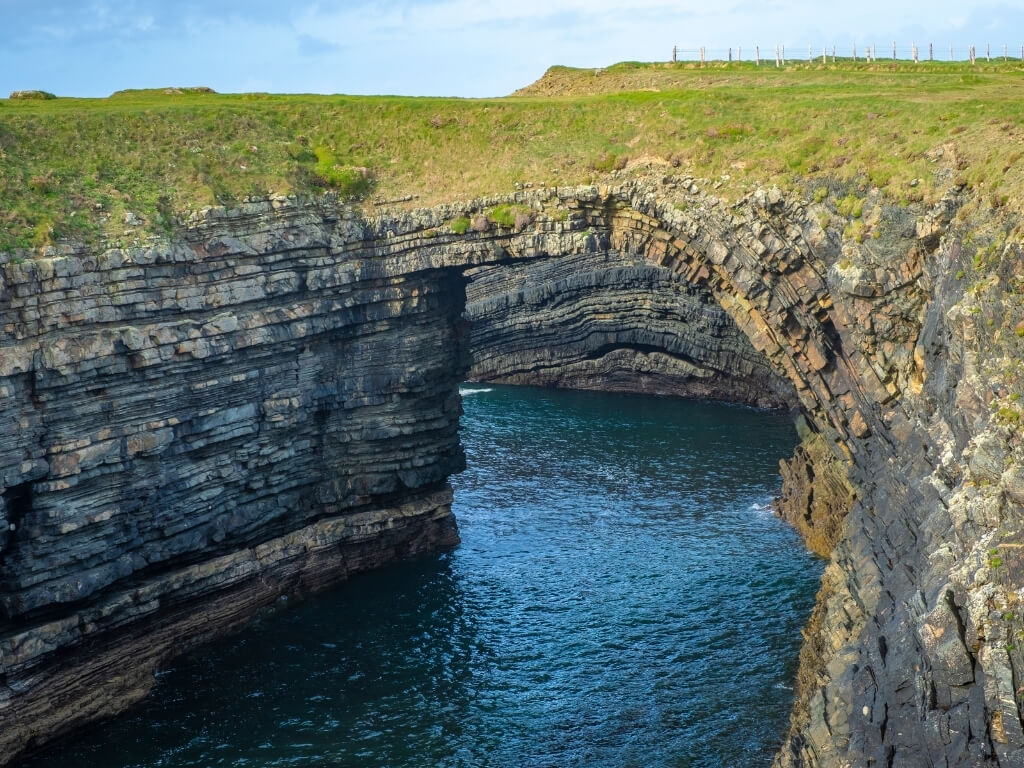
[449,216,470,235]
[3,59,1024,251]
[487,203,531,228]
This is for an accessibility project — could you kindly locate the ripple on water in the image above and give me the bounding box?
[17,384,822,768]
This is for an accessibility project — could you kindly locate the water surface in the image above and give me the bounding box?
[19,385,821,768]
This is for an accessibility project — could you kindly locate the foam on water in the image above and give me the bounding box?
[458,386,493,396]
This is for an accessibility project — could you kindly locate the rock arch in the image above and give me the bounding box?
[0,177,1019,768]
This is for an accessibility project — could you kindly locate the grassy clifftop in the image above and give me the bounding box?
[2,60,1024,251]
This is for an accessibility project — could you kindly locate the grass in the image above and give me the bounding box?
[487,203,531,228]
[3,59,1024,251]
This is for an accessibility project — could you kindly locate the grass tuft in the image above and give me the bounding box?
[449,216,470,235]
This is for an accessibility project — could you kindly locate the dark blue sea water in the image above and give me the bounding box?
[18,385,822,768]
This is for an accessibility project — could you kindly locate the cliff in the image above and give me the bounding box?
[1,175,1022,767]
[0,198,472,757]
[465,250,796,407]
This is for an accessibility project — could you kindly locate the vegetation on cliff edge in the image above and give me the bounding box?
[2,60,1024,251]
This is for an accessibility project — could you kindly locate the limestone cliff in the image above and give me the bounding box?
[0,176,1021,768]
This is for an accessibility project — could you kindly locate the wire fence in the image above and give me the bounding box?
[671,43,1024,65]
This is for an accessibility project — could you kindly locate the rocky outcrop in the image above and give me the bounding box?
[1,175,1022,768]
[774,420,857,558]
[776,198,1024,768]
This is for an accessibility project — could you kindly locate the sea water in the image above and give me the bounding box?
[18,385,822,768]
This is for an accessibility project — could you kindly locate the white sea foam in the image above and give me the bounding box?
[459,386,494,397]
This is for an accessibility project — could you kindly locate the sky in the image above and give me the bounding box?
[2,1,1024,98]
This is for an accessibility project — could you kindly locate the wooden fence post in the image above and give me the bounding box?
[738,46,742,62]
[1003,44,1008,61]
[913,43,918,63]
[929,42,933,61]
[782,45,786,65]
[950,44,954,61]
[729,47,733,63]
[755,45,760,66]
[832,45,836,63]
[822,46,826,64]
[893,40,897,59]
[700,46,706,65]
[775,45,780,67]
[853,43,857,62]
[672,45,677,63]
[986,43,990,61]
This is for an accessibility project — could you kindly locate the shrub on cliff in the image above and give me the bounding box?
[487,204,533,229]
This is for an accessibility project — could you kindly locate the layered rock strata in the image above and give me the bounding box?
[0,176,1021,768]
[0,201,477,760]
[465,250,796,408]
[774,421,857,558]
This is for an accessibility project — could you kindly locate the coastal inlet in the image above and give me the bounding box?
[17,385,822,768]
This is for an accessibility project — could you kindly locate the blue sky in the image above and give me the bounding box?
[2,1,1024,98]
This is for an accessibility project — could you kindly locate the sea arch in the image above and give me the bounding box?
[0,176,1008,768]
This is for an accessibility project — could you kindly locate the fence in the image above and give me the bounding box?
[671,43,1024,65]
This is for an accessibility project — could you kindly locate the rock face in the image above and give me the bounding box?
[773,420,856,558]
[0,199,471,760]
[465,249,796,407]
[0,177,1022,768]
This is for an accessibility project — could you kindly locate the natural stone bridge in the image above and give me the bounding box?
[1,176,1022,767]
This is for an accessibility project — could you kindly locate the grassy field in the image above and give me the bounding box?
[2,60,1024,252]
